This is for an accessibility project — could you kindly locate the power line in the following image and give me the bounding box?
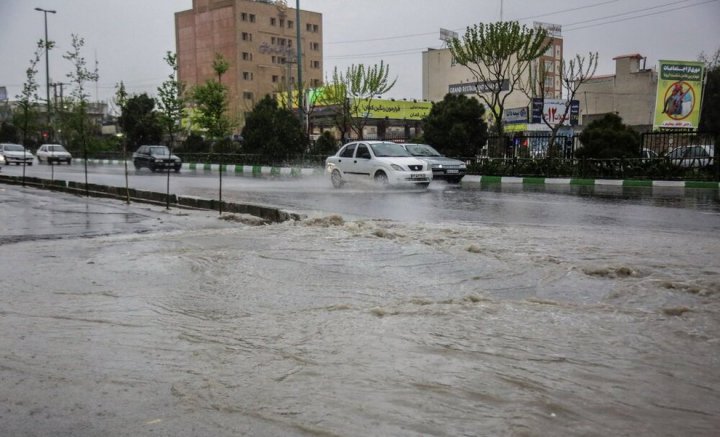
[565,0,718,31]
[325,0,717,62]
[326,0,623,45]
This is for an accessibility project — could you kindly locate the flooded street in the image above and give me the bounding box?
[1,185,719,436]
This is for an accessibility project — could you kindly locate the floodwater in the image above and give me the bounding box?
[1,186,719,436]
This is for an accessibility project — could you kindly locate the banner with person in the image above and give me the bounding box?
[653,60,705,129]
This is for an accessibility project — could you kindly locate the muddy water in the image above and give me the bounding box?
[1,190,719,436]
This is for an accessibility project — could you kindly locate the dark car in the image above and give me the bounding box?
[132,145,182,172]
[400,143,467,183]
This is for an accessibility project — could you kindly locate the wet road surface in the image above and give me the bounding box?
[1,182,719,436]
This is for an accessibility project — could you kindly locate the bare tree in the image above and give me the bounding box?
[524,52,599,154]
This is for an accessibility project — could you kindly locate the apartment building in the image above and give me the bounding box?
[175,0,323,128]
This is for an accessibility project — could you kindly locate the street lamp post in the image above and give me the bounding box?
[35,7,56,133]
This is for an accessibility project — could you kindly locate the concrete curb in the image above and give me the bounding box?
[460,175,720,189]
[76,159,324,178]
[71,159,720,189]
[0,174,303,223]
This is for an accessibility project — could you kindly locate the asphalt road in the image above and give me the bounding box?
[3,162,720,233]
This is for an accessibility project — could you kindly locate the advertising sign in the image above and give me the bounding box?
[448,80,509,95]
[355,99,432,120]
[0,86,6,101]
[503,106,528,124]
[531,98,579,126]
[653,60,705,129]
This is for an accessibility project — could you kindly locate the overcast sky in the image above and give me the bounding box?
[1,0,718,110]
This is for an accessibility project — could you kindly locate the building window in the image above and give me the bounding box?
[280,19,285,27]
[271,37,276,44]
[311,60,320,69]
[310,42,320,51]
[243,72,254,81]
[243,91,254,100]
[242,32,252,41]
[313,79,321,87]
[241,12,247,21]
[242,52,253,61]
[306,23,312,31]
[544,77,554,88]
[313,24,319,32]
[270,17,276,26]
[287,20,293,29]
[543,60,554,73]
[249,14,255,23]
[272,75,279,83]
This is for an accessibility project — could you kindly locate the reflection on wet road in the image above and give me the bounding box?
[1,179,719,436]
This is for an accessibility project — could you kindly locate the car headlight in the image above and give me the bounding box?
[390,163,404,171]
[459,163,467,169]
[155,159,163,163]
[432,164,442,169]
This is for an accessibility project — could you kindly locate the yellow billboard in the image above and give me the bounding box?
[354,99,431,120]
[653,60,705,130]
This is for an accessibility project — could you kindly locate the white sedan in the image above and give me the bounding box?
[36,144,72,165]
[326,141,432,188]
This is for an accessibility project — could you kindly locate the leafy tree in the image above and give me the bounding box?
[118,93,162,149]
[309,131,338,156]
[241,95,307,163]
[422,93,488,157]
[157,51,186,149]
[0,122,18,143]
[191,53,233,144]
[577,113,640,159]
[698,48,720,137]
[63,33,99,193]
[525,52,598,153]
[15,41,43,147]
[449,21,550,137]
[319,61,397,140]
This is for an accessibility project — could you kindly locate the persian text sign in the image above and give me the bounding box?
[354,99,432,120]
[531,98,579,126]
[653,60,705,129]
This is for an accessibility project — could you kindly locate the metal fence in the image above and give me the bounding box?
[76,130,718,181]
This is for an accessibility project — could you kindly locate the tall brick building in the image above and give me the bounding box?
[175,0,323,130]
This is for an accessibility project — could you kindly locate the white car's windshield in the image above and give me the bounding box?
[370,142,412,157]
[405,144,442,157]
[4,145,24,152]
[48,145,67,152]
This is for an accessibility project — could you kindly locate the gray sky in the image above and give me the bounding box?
[1,0,719,111]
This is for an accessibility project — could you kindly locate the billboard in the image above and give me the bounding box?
[503,106,529,124]
[355,99,431,120]
[531,98,579,126]
[653,60,705,129]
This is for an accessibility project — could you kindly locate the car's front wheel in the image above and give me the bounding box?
[330,169,344,188]
[133,160,141,170]
[374,171,389,186]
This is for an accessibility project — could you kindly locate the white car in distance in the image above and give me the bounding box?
[326,141,433,188]
[36,144,72,165]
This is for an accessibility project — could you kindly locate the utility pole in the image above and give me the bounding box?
[35,7,56,134]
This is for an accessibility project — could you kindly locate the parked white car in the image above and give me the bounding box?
[326,141,432,188]
[666,145,715,168]
[0,143,34,165]
[36,144,72,165]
